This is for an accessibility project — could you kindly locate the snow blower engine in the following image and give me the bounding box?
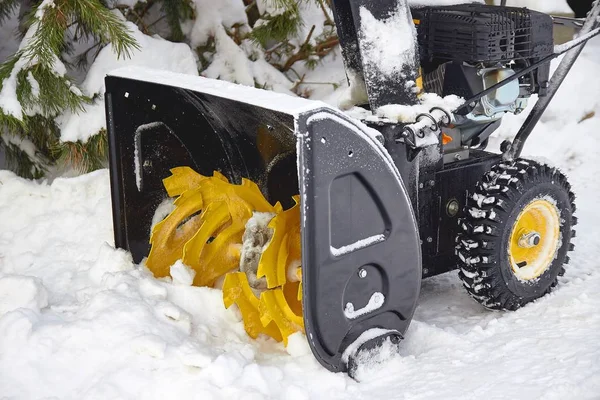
[106,0,600,376]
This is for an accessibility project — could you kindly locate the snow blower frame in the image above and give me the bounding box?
[106,1,600,375]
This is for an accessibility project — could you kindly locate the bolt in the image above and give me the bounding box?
[419,183,424,189]
[427,236,433,243]
[423,268,429,275]
[454,153,463,161]
[358,268,367,278]
[390,334,401,344]
[500,140,512,153]
[518,231,541,248]
[429,180,435,187]
[447,199,460,217]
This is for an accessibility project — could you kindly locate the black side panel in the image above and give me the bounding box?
[297,108,422,372]
[106,77,296,263]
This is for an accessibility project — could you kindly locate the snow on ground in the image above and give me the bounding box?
[1,19,600,400]
[494,0,573,14]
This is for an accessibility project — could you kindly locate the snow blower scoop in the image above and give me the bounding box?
[106,0,600,376]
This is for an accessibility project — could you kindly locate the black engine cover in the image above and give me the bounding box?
[412,4,554,65]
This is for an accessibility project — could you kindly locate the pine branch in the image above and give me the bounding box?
[52,129,108,173]
[250,2,303,47]
[0,0,19,25]
[70,0,140,58]
[277,27,338,72]
[17,66,88,116]
[316,0,334,26]
[158,0,194,42]
[3,141,47,179]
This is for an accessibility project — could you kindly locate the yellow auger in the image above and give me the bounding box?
[145,167,303,344]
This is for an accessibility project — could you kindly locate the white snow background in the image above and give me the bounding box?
[1,0,600,399]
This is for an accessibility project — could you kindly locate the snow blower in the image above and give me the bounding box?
[106,0,600,375]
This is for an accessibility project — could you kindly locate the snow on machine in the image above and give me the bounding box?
[105,0,600,376]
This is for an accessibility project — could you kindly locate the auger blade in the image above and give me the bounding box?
[146,188,204,277]
[182,201,234,287]
[257,196,301,288]
[149,169,270,284]
[259,286,304,345]
[199,220,246,273]
[197,177,276,218]
[223,272,282,341]
[148,167,305,345]
[283,281,303,316]
[163,167,211,197]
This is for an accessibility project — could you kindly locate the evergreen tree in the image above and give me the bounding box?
[0,0,138,178]
[0,0,338,179]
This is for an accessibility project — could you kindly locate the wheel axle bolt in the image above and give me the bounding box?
[358,268,367,278]
[519,231,541,248]
[447,199,460,217]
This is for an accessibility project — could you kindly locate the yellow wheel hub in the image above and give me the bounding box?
[508,198,561,281]
[146,167,303,345]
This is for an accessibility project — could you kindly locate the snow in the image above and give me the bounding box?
[2,5,600,399]
[182,0,296,94]
[133,122,164,191]
[0,25,38,120]
[57,22,198,143]
[330,234,386,257]
[344,292,385,320]
[151,198,176,231]
[184,0,248,49]
[409,0,483,6]
[344,92,463,124]
[34,0,55,19]
[494,0,573,14]
[169,261,196,286]
[340,328,395,364]
[0,275,48,317]
[110,66,328,116]
[108,0,147,8]
[358,3,417,78]
[201,28,294,94]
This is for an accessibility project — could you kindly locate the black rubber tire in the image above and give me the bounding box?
[456,159,577,310]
